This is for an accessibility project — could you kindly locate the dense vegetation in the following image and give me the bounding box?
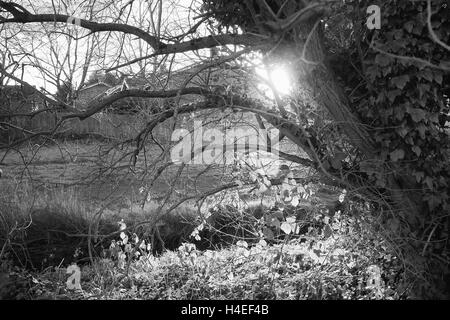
[1,178,403,300]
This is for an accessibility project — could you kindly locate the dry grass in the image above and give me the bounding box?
[0,179,201,269]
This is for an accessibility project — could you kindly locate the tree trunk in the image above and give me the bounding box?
[287,22,448,298]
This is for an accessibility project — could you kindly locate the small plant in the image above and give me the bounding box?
[105,219,152,268]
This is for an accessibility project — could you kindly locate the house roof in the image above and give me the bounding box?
[79,82,112,92]
[125,77,150,88]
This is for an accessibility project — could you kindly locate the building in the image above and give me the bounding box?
[0,85,45,114]
[0,85,48,144]
[74,82,112,111]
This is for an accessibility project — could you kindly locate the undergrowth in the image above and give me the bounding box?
[1,206,404,300]
[0,178,406,300]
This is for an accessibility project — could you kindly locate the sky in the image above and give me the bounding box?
[1,0,292,100]
[1,0,208,93]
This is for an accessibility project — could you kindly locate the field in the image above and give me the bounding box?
[0,140,230,208]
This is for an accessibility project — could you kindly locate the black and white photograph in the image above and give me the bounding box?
[0,0,449,304]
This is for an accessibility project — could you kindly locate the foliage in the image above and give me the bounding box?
[8,200,403,300]
[201,0,304,35]
[323,0,450,297]
[333,0,450,209]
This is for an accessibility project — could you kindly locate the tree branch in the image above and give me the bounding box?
[0,64,78,112]
[427,0,450,52]
[0,0,164,48]
[62,87,209,120]
[0,1,267,57]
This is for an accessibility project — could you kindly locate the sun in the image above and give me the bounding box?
[256,64,294,98]
[268,66,293,95]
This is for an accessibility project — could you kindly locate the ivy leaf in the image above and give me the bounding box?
[375,54,391,67]
[417,124,427,139]
[408,108,426,122]
[323,225,333,239]
[262,227,274,240]
[391,75,410,89]
[418,84,430,98]
[397,126,409,138]
[330,152,346,170]
[433,72,443,85]
[395,106,406,120]
[387,89,401,102]
[390,149,405,162]
[291,195,300,206]
[366,65,379,81]
[429,113,439,123]
[323,160,331,171]
[424,176,433,190]
[404,21,414,33]
[382,66,392,77]
[330,157,342,170]
[412,24,423,36]
[286,216,296,224]
[412,146,421,156]
[393,29,403,40]
[414,171,425,183]
[419,69,433,82]
[267,217,280,229]
[439,61,450,70]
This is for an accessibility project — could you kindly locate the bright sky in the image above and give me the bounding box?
[1,0,293,99]
[1,0,206,92]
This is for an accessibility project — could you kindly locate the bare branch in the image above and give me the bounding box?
[0,0,164,48]
[0,1,267,58]
[62,87,209,120]
[0,63,78,112]
[371,44,450,71]
[427,0,450,52]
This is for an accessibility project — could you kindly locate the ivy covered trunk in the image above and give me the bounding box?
[286,2,450,298]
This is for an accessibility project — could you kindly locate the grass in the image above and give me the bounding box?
[0,180,98,269]
[0,179,202,270]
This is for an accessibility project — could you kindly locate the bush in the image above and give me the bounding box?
[0,181,202,269]
[24,203,404,300]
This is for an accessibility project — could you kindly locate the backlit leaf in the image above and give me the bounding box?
[391,75,409,89]
[390,149,405,162]
[280,222,292,234]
